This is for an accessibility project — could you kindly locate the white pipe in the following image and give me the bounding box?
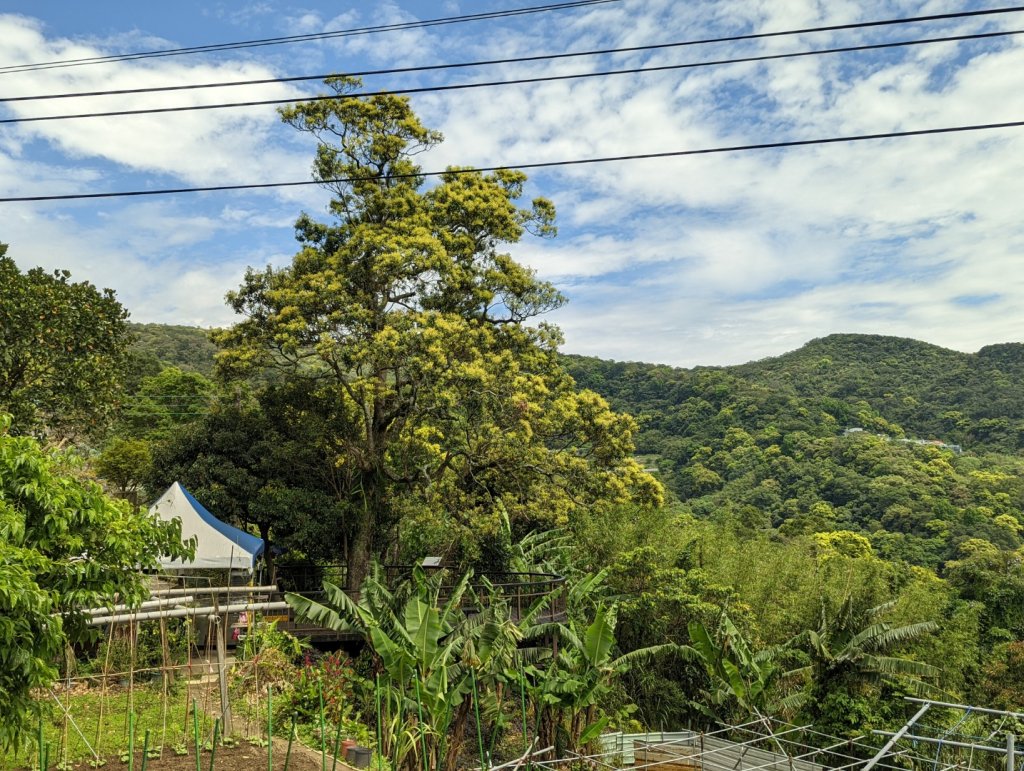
[84,596,194,615]
[87,601,289,626]
[148,585,277,598]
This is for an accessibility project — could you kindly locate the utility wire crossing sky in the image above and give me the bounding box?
[1,0,1022,368]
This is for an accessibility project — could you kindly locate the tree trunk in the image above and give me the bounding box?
[347,515,374,590]
[346,471,388,590]
[259,522,275,584]
[441,700,472,771]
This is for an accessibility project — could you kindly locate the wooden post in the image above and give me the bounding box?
[213,610,234,736]
[159,617,174,685]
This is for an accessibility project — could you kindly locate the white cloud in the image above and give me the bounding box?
[3,2,1024,368]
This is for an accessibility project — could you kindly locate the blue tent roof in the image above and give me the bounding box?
[150,482,265,570]
[179,485,265,561]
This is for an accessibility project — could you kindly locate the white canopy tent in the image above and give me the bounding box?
[150,482,265,571]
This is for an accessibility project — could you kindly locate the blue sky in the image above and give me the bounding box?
[2,1,1023,366]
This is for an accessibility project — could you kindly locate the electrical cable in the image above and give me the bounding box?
[4,118,1022,203]
[3,28,1021,125]
[0,0,618,75]
[5,8,1024,104]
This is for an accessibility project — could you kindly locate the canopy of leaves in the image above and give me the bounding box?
[563,346,1024,567]
[213,78,661,583]
[0,415,192,746]
[128,322,218,377]
[0,244,131,436]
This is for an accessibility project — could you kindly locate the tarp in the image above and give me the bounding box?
[150,482,265,571]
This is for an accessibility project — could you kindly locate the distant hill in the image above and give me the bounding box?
[562,334,1024,566]
[129,323,218,377]
[735,334,1024,452]
[566,333,1024,455]
[128,325,1024,564]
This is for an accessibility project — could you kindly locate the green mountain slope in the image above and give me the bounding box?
[128,324,1024,566]
[562,334,1024,567]
[732,334,1024,451]
[128,323,218,377]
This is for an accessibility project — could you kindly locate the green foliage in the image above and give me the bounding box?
[128,323,218,376]
[117,367,214,443]
[214,77,660,585]
[231,619,308,695]
[287,563,528,771]
[279,651,357,725]
[94,438,152,505]
[0,244,131,435]
[678,613,791,722]
[563,350,1024,568]
[979,641,1024,710]
[147,383,346,570]
[525,595,670,756]
[0,415,193,746]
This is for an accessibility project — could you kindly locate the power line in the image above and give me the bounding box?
[0,0,617,75]
[5,7,1024,104]
[3,28,1021,125]
[4,118,1022,204]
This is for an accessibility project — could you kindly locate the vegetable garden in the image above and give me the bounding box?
[2,564,645,771]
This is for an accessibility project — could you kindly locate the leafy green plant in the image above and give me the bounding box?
[280,651,356,725]
[287,563,542,771]
[521,587,670,757]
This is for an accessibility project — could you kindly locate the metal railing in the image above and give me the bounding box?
[274,563,567,626]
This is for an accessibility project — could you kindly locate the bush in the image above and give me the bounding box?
[280,651,358,725]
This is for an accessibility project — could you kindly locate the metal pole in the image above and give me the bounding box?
[1008,733,1016,771]
[906,697,1024,721]
[148,585,278,598]
[83,597,195,615]
[862,703,931,771]
[872,731,1024,756]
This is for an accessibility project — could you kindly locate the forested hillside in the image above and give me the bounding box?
[129,322,217,377]
[84,320,1024,732]
[563,335,1024,568]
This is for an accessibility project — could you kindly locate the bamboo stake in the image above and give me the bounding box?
[519,665,528,758]
[60,647,71,771]
[183,611,195,746]
[319,678,327,771]
[331,717,343,771]
[128,712,136,771]
[209,718,220,771]
[472,669,486,771]
[268,686,274,771]
[95,621,115,758]
[285,715,296,771]
[38,713,44,771]
[415,677,428,771]
[127,618,137,737]
[193,698,202,771]
[375,675,383,771]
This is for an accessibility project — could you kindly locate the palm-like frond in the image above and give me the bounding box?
[855,621,939,652]
[285,587,358,633]
[611,642,674,669]
[861,654,938,679]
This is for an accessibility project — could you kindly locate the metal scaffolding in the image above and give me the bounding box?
[511,698,1018,771]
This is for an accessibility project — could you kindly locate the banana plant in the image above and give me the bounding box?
[287,563,546,771]
[521,597,671,757]
[678,613,786,721]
